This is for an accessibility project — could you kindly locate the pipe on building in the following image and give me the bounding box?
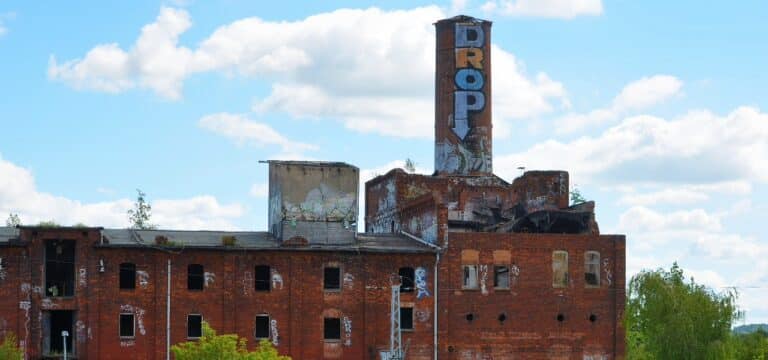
[166,259,171,360]
[434,251,440,360]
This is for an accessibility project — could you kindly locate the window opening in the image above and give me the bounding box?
[255,265,271,291]
[187,314,203,338]
[120,313,135,338]
[493,265,510,289]
[188,264,204,290]
[400,307,413,330]
[255,315,270,339]
[552,251,569,288]
[399,267,415,292]
[584,251,600,287]
[45,240,76,297]
[324,317,341,340]
[462,265,478,289]
[43,310,74,356]
[119,263,136,290]
[324,267,341,290]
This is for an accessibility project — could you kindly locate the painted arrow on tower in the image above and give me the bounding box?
[452,118,469,140]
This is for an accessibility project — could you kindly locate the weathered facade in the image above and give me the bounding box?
[0,14,624,360]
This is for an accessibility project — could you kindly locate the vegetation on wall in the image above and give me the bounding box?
[0,333,23,360]
[171,322,290,360]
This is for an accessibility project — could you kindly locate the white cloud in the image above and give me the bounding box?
[618,206,722,234]
[0,154,243,230]
[0,12,15,37]
[198,113,318,155]
[617,181,752,206]
[49,6,568,139]
[481,0,603,19]
[556,75,683,134]
[249,183,268,198]
[450,0,469,14]
[497,106,768,186]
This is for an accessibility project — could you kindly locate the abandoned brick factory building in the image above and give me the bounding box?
[0,15,625,360]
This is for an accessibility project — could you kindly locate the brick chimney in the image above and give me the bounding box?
[434,16,493,176]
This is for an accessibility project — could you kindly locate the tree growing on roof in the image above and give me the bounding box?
[5,213,21,227]
[127,189,157,230]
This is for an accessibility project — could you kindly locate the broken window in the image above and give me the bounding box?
[255,265,271,291]
[324,317,341,341]
[400,307,413,330]
[188,264,204,291]
[399,267,415,292]
[494,265,510,289]
[120,313,135,338]
[462,265,478,289]
[324,266,341,291]
[187,314,202,338]
[584,251,600,287]
[119,263,136,290]
[255,314,270,339]
[45,240,76,297]
[552,251,569,288]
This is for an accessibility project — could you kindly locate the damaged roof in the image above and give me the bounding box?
[99,229,435,253]
[260,160,358,169]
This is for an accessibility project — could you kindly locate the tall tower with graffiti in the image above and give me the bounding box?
[434,16,493,176]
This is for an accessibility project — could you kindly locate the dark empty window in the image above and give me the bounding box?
[188,264,204,290]
[324,267,340,290]
[324,317,341,340]
[45,240,76,297]
[255,265,271,291]
[119,263,136,290]
[401,307,413,330]
[255,315,270,339]
[494,266,510,289]
[119,313,135,337]
[187,314,202,338]
[399,267,415,292]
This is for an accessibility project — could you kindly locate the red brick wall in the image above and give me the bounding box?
[437,232,625,359]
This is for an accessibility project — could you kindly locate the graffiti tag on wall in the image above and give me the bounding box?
[415,267,430,299]
[452,23,486,140]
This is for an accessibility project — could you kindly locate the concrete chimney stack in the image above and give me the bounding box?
[434,16,493,176]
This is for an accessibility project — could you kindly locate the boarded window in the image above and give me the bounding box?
[552,251,568,288]
[585,251,600,287]
[119,313,135,337]
[188,264,204,290]
[324,317,341,340]
[399,267,415,292]
[187,314,202,338]
[255,265,271,291]
[494,266,510,289]
[324,267,341,290]
[462,265,478,289]
[400,307,414,330]
[255,315,270,339]
[119,263,136,290]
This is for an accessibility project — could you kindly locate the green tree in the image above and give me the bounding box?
[732,329,768,360]
[625,263,741,359]
[127,189,156,229]
[5,213,21,227]
[171,322,290,360]
[404,158,416,173]
[0,332,23,360]
[570,187,587,205]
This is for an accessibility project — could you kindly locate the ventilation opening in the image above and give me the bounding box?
[589,314,597,322]
[465,313,474,322]
[498,313,507,323]
[556,313,565,322]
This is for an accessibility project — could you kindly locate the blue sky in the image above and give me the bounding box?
[1,0,767,323]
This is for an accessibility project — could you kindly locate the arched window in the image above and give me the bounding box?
[119,263,136,290]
